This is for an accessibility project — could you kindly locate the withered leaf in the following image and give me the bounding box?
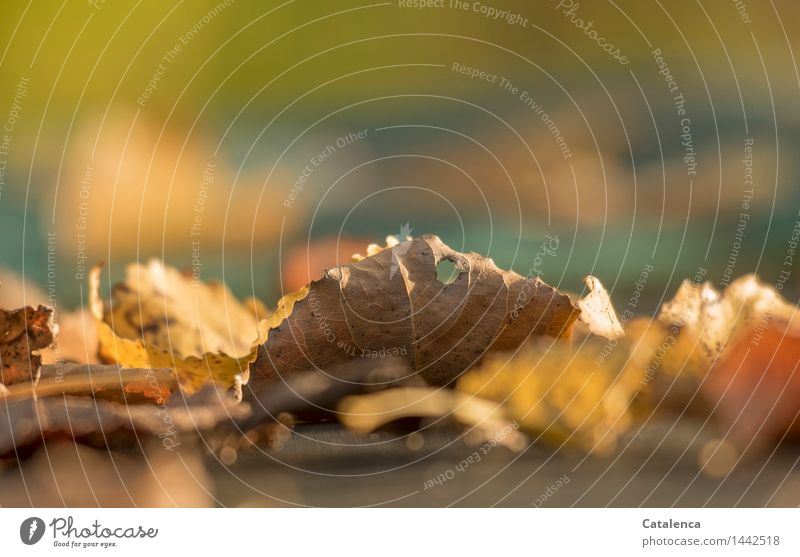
[3,363,177,405]
[646,274,800,445]
[90,261,267,398]
[250,234,579,392]
[338,387,525,449]
[215,357,424,460]
[658,274,796,364]
[0,305,55,386]
[576,276,624,340]
[458,337,647,455]
[236,356,422,430]
[658,275,800,445]
[0,384,248,456]
[620,317,708,413]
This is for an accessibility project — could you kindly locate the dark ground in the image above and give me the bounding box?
[212,419,800,508]
[2,416,797,507]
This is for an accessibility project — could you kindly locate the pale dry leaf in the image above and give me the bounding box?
[89,263,264,398]
[658,274,797,364]
[0,305,55,386]
[250,234,579,391]
[107,259,264,357]
[654,275,800,444]
[351,232,407,261]
[576,276,624,340]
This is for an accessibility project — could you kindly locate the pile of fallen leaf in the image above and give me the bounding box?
[2,234,799,464]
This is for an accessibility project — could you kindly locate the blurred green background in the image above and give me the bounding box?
[1,0,799,312]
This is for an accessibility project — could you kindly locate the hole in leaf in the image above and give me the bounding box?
[436,259,459,285]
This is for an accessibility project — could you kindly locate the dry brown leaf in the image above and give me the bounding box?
[213,358,425,463]
[0,305,55,386]
[458,337,647,455]
[2,363,177,405]
[238,356,423,429]
[90,262,266,399]
[0,384,249,456]
[250,234,579,392]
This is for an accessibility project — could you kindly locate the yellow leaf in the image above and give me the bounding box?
[89,263,264,398]
[458,337,647,455]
